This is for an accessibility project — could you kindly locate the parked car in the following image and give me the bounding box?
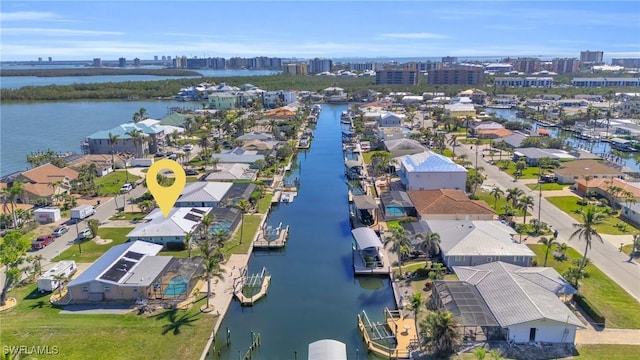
[78,228,92,239]
[32,235,56,250]
[52,226,69,237]
[184,169,198,176]
[182,144,194,152]
[120,183,133,193]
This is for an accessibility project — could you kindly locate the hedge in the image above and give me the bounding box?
[574,293,606,327]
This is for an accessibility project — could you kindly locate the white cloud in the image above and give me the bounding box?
[2,28,124,36]
[379,32,449,40]
[0,11,60,21]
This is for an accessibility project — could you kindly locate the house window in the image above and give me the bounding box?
[104,285,110,292]
[82,286,89,292]
[514,256,525,262]
[454,256,465,262]
[487,257,494,262]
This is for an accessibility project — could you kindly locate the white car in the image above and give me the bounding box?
[182,144,194,152]
[120,183,133,193]
[78,228,92,239]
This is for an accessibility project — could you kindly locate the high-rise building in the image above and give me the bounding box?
[308,58,333,74]
[511,58,541,73]
[427,66,485,85]
[282,63,308,76]
[442,56,458,64]
[118,57,127,67]
[93,58,102,67]
[38,57,42,62]
[154,56,158,61]
[161,56,167,61]
[580,50,604,64]
[210,57,226,69]
[612,58,640,68]
[552,58,580,74]
[133,58,141,67]
[375,69,419,85]
[48,57,52,62]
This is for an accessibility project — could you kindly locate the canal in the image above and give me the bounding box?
[212,104,395,359]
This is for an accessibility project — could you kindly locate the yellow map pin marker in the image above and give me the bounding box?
[146,159,186,217]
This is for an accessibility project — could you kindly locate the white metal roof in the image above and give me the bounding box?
[308,339,347,360]
[351,227,383,250]
[127,207,212,238]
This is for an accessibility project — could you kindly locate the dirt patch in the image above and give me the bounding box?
[93,236,112,245]
[0,297,17,312]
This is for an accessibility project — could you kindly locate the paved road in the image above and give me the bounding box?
[454,140,640,301]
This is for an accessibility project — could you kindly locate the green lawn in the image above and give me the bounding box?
[574,345,640,359]
[526,182,569,191]
[546,196,638,235]
[186,176,199,183]
[529,244,640,329]
[1,283,217,360]
[96,170,141,195]
[475,190,526,216]
[221,214,262,257]
[52,227,133,262]
[109,212,146,221]
[495,160,541,179]
[362,150,387,165]
[257,193,274,214]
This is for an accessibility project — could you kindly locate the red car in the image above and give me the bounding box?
[31,234,55,250]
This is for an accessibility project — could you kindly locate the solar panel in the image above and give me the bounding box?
[100,259,136,282]
[191,208,206,214]
[124,251,144,260]
[183,213,202,222]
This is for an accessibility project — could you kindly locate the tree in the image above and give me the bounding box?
[0,231,31,306]
[199,242,225,310]
[409,292,423,345]
[506,187,524,208]
[414,232,440,264]
[200,214,215,241]
[490,186,504,209]
[108,132,120,170]
[538,236,559,267]
[570,206,606,274]
[1,181,25,229]
[211,228,231,250]
[420,310,460,357]
[448,134,458,161]
[53,273,67,297]
[370,151,391,178]
[384,227,413,276]
[132,107,148,123]
[125,129,145,158]
[518,195,534,225]
[184,231,193,258]
[210,157,221,172]
[235,199,252,244]
[87,219,100,239]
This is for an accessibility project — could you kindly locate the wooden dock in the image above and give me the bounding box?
[233,267,271,306]
[253,224,289,249]
[357,308,417,359]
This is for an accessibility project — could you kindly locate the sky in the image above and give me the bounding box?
[1,1,639,61]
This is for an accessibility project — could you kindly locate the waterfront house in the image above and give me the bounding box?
[127,207,212,246]
[400,95,424,105]
[86,122,164,157]
[573,177,640,204]
[424,220,534,268]
[513,148,576,166]
[264,106,297,119]
[469,121,512,139]
[220,182,257,207]
[67,241,203,303]
[351,89,379,103]
[444,103,476,118]
[323,87,348,103]
[263,91,297,108]
[175,181,233,208]
[64,154,131,176]
[500,132,530,149]
[442,261,586,344]
[204,163,258,182]
[214,148,265,165]
[15,163,78,205]
[457,88,487,105]
[553,159,624,184]
[376,127,417,142]
[383,138,426,158]
[407,189,495,220]
[397,151,467,191]
[379,190,415,220]
[208,93,239,110]
[159,112,194,129]
[376,111,404,128]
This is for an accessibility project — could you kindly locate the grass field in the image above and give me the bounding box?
[109,212,146,221]
[475,190,527,216]
[546,196,637,235]
[529,244,640,329]
[52,227,133,263]
[96,170,140,195]
[221,214,262,257]
[1,283,217,360]
[257,193,274,214]
[495,160,541,179]
[526,182,569,191]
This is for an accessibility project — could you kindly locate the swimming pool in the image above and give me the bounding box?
[164,275,188,296]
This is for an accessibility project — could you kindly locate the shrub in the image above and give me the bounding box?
[413,268,430,278]
[165,241,186,251]
[573,293,606,327]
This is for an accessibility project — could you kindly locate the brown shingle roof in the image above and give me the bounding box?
[554,160,623,177]
[20,163,79,183]
[574,177,640,198]
[23,182,54,197]
[408,189,495,215]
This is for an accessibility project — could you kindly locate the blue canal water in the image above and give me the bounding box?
[211,104,395,359]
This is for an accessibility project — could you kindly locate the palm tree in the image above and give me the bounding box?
[490,186,504,209]
[506,187,524,208]
[125,129,145,158]
[108,132,120,170]
[448,134,458,160]
[570,206,606,273]
[53,274,67,297]
[199,242,225,310]
[184,231,193,258]
[132,107,148,123]
[87,219,99,239]
[414,232,440,265]
[420,310,460,357]
[235,199,252,245]
[210,157,221,172]
[200,214,215,240]
[211,228,231,250]
[537,236,559,267]
[1,181,24,229]
[384,227,413,276]
[409,293,423,344]
[30,254,44,276]
[518,195,535,225]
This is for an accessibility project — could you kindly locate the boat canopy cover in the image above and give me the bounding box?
[308,339,347,360]
[351,227,383,250]
[353,194,378,210]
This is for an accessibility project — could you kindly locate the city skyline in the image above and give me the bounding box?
[1,1,639,62]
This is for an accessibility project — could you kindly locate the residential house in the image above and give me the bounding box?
[263,91,297,108]
[432,262,583,344]
[469,122,512,139]
[376,127,417,142]
[424,220,534,268]
[127,207,212,246]
[175,181,233,208]
[620,97,640,116]
[86,122,164,157]
[379,191,415,220]
[383,138,426,158]
[457,89,487,105]
[513,148,577,166]
[573,177,640,203]
[220,182,257,207]
[397,151,467,191]
[66,241,203,303]
[208,93,239,110]
[351,89,378,103]
[204,163,258,182]
[407,189,495,220]
[553,159,624,184]
[159,112,194,129]
[323,87,348,103]
[64,154,131,176]
[500,132,530,149]
[621,201,640,227]
[15,163,79,204]
[444,103,476,118]
[376,112,404,128]
[214,148,265,165]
